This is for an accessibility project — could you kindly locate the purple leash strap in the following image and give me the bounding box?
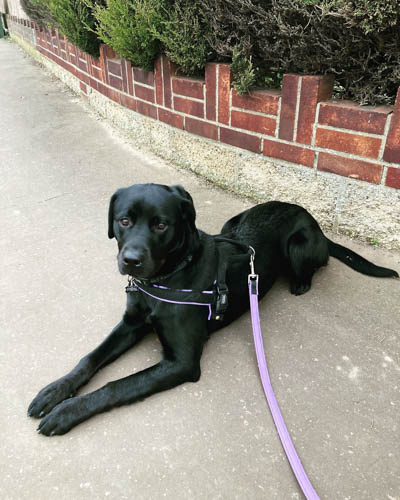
[248,247,319,500]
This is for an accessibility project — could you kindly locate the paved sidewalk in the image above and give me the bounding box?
[1,39,399,500]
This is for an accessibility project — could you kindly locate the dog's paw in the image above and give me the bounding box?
[27,376,75,419]
[37,397,84,436]
[290,281,311,296]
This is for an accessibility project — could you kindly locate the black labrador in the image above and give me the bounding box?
[28,183,398,435]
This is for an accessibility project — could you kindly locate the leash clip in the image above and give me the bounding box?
[125,276,139,293]
[248,246,258,282]
[248,246,259,295]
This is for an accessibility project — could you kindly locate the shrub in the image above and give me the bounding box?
[202,0,400,105]
[230,47,256,95]
[20,0,54,27]
[152,1,213,76]
[91,0,164,71]
[48,0,101,56]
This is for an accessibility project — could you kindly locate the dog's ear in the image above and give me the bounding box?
[169,184,196,226]
[108,190,121,239]
[169,184,199,253]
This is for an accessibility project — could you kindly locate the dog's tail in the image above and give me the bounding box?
[327,239,399,278]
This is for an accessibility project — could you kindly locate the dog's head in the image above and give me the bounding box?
[108,183,199,278]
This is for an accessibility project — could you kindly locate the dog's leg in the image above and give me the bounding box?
[287,227,329,295]
[35,322,205,436]
[28,318,151,419]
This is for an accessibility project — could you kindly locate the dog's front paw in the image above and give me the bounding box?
[27,376,75,419]
[37,397,86,436]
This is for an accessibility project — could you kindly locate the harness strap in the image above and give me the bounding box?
[248,274,319,499]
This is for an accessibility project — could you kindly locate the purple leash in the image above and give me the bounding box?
[128,243,319,497]
[248,247,319,499]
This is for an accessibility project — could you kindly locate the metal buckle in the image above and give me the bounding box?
[125,276,139,293]
[248,246,258,283]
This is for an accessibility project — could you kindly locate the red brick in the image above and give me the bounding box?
[159,109,184,130]
[80,82,87,95]
[218,64,231,125]
[279,74,300,141]
[205,63,217,121]
[109,74,123,91]
[89,77,98,91]
[120,94,137,112]
[120,60,128,93]
[135,84,155,103]
[318,152,382,183]
[107,60,121,77]
[174,96,204,118]
[126,60,134,95]
[97,82,108,97]
[296,75,334,144]
[133,67,154,86]
[136,101,158,120]
[107,87,120,104]
[319,101,391,135]
[220,128,261,153]
[383,88,400,165]
[99,44,109,84]
[263,139,315,167]
[162,56,177,109]
[91,65,102,82]
[104,45,117,59]
[232,89,280,115]
[154,57,164,105]
[316,128,381,158]
[231,110,276,136]
[172,77,204,100]
[385,167,400,189]
[78,57,88,73]
[80,72,90,85]
[185,117,218,141]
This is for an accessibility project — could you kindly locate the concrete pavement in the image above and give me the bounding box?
[1,38,399,499]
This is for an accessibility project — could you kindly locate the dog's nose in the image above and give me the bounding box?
[123,250,144,267]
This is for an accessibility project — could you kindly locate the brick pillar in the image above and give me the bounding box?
[99,44,117,85]
[279,74,300,141]
[161,55,178,109]
[279,74,334,144]
[154,56,163,105]
[205,63,217,121]
[383,87,400,165]
[217,64,231,125]
[296,75,334,144]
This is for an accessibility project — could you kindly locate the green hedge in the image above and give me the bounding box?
[201,0,400,105]
[49,0,102,57]
[21,0,400,104]
[90,0,164,71]
[20,0,54,27]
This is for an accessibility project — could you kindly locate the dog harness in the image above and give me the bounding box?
[126,236,251,321]
[126,239,319,499]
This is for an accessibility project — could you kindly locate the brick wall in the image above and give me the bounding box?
[7,15,400,191]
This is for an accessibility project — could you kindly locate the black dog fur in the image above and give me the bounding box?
[28,183,398,435]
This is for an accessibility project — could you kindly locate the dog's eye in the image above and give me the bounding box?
[156,222,167,231]
[119,218,131,227]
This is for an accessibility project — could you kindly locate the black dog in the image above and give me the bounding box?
[28,183,398,435]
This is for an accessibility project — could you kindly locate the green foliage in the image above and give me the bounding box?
[152,1,213,76]
[20,0,54,27]
[230,47,256,95]
[19,0,400,103]
[48,0,101,56]
[202,0,400,105]
[91,0,164,70]
[337,0,400,33]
